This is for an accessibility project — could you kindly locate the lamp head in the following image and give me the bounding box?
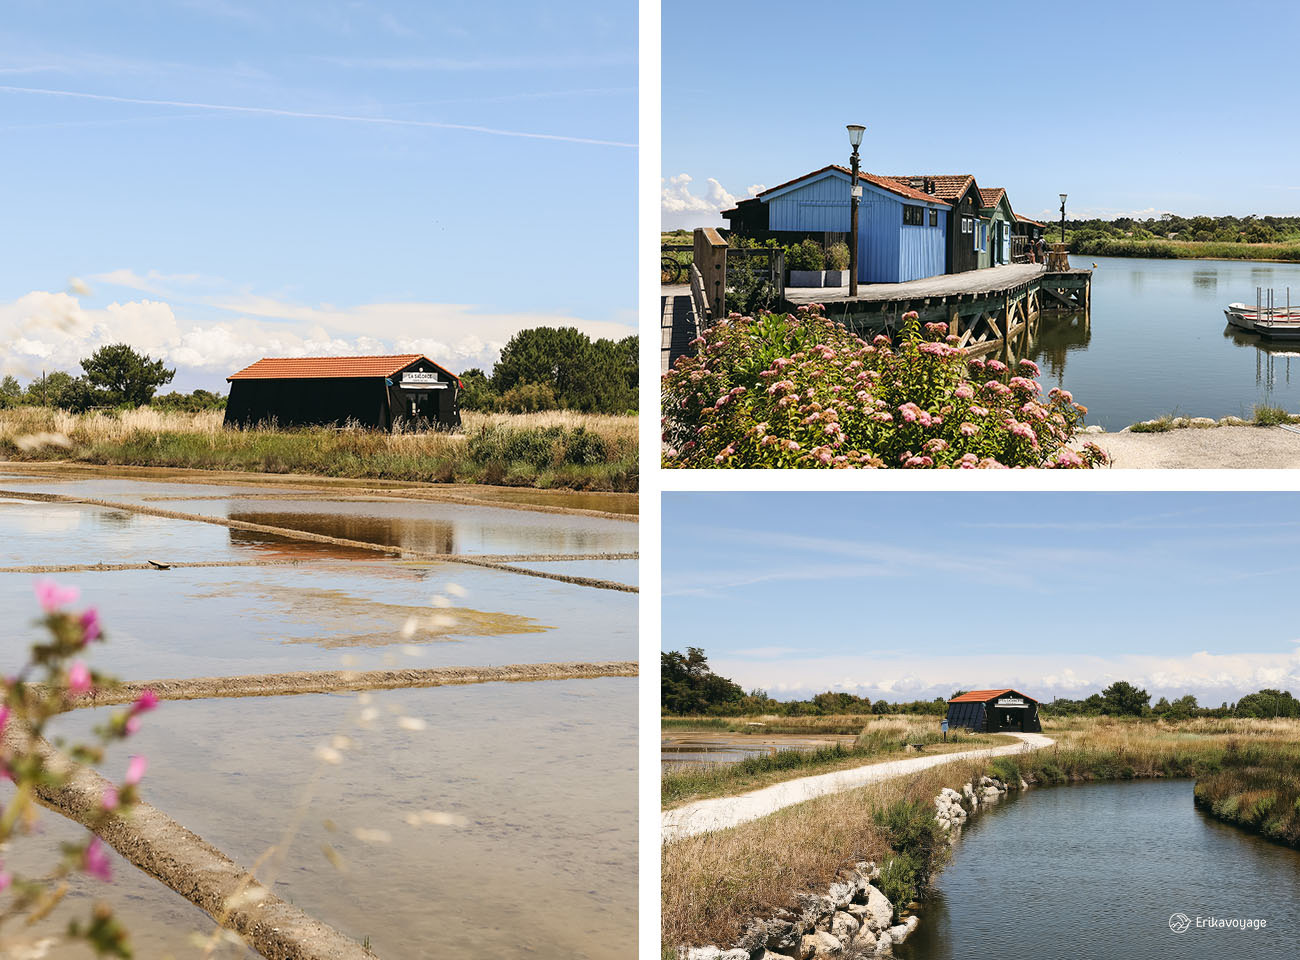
[846,124,865,148]
[1059,193,1068,205]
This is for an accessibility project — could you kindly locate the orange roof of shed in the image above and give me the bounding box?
[949,688,1037,703]
[227,354,456,382]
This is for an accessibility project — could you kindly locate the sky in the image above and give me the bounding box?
[662,493,1300,705]
[661,0,1300,231]
[0,0,636,392]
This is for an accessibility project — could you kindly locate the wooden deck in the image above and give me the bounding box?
[785,262,1049,305]
[661,285,696,374]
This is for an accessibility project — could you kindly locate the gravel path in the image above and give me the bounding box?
[662,732,1053,842]
[1078,425,1300,469]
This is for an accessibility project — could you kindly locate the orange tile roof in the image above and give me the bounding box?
[978,187,1007,209]
[228,354,456,381]
[948,688,1037,703]
[1016,214,1046,227]
[758,164,951,207]
[884,174,977,202]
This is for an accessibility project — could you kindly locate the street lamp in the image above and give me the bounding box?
[1059,193,1068,244]
[847,124,865,297]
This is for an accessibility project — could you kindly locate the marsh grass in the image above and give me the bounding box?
[662,716,1001,808]
[0,406,638,491]
[662,717,1300,950]
[1074,236,1300,262]
[1252,405,1300,427]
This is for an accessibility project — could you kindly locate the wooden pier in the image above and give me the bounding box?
[783,262,1091,358]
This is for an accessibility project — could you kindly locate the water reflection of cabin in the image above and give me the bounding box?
[224,354,462,431]
[946,688,1042,733]
[885,175,983,275]
[722,165,951,283]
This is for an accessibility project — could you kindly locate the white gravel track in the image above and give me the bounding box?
[662,732,1053,842]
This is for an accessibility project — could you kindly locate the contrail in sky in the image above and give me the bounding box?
[0,85,636,147]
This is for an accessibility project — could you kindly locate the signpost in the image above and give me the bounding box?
[941,718,948,742]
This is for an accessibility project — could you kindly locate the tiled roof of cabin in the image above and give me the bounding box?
[978,187,1008,209]
[884,174,976,202]
[949,688,1038,703]
[228,354,455,381]
[1015,213,1047,227]
[757,165,952,207]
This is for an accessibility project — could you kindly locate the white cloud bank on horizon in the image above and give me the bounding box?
[661,173,764,231]
[707,647,1300,706]
[0,285,634,386]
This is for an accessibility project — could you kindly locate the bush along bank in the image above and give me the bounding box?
[1192,744,1300,849]
[662,308,1108,469]
[677,777,1017,959]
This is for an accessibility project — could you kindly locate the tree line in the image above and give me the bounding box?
[3,326,639,417]
[662,648,1299,720]
[459,327,637,415]
[1065,213,1300,247]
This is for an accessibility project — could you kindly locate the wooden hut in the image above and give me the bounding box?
[946,688,1042,734]
[977,188,1017,268]
[224,354,461,431]
[723,165,951,284]
[886,175,983,275]
[1013,214,1047,261]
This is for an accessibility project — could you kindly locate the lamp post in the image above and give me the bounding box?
[1059,193,1068,244]
[847,124,865,297]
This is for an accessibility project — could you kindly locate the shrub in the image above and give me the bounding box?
[825,242,851,271]
[662,306,1107,469]
[499,381,559,413]
[872,799,946,916]
[785,239,825,272]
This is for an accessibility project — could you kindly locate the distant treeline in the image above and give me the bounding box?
[6,326,638,418]
[459,327,637,415]
[662,648,1299,720]
[1062,213,1300,262]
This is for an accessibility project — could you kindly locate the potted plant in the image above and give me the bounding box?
[786,238,825,287]
[823,241,850,287]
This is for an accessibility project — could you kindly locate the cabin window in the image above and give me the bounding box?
[929,209,938,227]
[903,205,923,226]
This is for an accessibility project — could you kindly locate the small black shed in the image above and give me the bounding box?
[224,354,461,431]
[947,688,1042,734]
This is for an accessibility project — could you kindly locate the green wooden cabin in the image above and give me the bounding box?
[977,188,1016,269]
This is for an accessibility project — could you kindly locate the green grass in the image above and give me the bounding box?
[1252,405,1300,427]
[1074,236,1300,262]
[1129,416,1176,433]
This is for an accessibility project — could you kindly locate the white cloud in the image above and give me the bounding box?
[708,647,1300,705]
[662,173,747,231]
[0,288,634,383]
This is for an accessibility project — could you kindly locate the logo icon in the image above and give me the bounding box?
[1169,913,1192,933]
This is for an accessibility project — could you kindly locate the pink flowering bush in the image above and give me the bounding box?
[1,580,158,956]
[662,306,1107,469]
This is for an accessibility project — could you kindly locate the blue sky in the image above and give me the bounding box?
[662,0,1300,231]
[663,493,1300,704]
[1,0,635,391]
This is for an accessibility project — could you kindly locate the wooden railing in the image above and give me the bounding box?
[688,263,709,337]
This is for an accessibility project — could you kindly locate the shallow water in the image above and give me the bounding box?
[11,679,636,959]
[1027,256,1300,429]
[510,558,639,587]
[0,560,634,679]
[896,780,1300,960]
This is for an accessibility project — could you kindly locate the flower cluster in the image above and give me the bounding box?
[662,306,1107,469]
[1,580,157,957]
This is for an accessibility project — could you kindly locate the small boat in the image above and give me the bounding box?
[1252,316,1300,340]
[1225,300,1300,331]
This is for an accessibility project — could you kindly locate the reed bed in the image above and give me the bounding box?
[0,406,638,491]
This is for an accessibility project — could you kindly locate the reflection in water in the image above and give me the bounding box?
[1222,326,1300,390]
[660,733,857,767]
[896,780,1300,960]
[229,509,458,557]
[1024,311,1091,383]
[1022,256,1300,429]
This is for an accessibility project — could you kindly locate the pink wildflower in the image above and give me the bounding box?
[83,838,111,882]
[102,786,119,811]
[79,607,101,644]
[125,755,147,786]
[0,869,10,892]
[35,579,80,613]
[960,422,979,437]
[954,383,974,400]
[67,661,92,697]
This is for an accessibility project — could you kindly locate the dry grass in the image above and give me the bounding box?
[0,406,638,491]
[663,716,1005,808]
[662,757,989,949]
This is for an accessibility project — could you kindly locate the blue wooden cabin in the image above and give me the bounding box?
[755,165,951,284]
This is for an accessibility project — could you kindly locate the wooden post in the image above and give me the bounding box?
[692,227,727,321]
